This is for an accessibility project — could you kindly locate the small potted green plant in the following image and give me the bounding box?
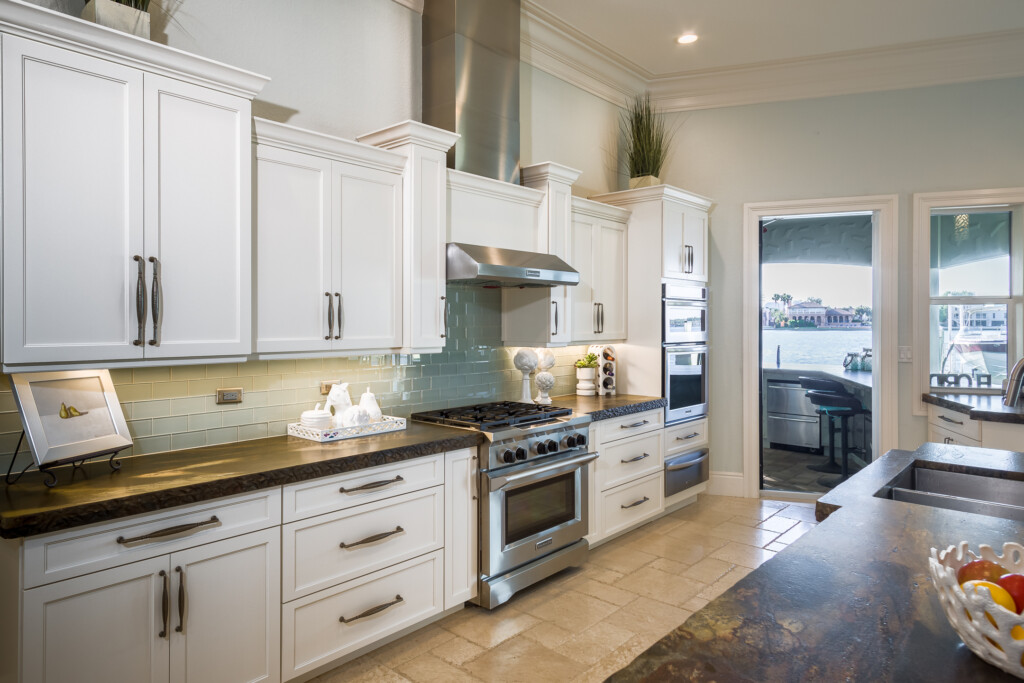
[621,91,670,189]
[575,352,599,396]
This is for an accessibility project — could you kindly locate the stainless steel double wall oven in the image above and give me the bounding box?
[663,283,709,424]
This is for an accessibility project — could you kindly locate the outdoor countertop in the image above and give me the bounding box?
[766,363,873,390]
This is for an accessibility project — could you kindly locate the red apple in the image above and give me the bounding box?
[997,573,1024,615]
[957,559,1008,585]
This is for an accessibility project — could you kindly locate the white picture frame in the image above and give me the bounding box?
[10,369,132,468]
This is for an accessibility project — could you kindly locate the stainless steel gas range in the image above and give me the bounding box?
[411,402,595,609]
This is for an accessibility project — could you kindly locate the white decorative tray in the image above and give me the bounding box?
[287,416,407,443]
[929,541,1024,679]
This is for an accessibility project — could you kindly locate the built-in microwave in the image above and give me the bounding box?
[664,344,708,424]
[663,283,708,344]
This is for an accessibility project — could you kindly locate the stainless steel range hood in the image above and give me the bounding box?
[447,243,579,288]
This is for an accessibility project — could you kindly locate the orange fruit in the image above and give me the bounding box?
[1012,625,1024,640]
[963,580,1018,615]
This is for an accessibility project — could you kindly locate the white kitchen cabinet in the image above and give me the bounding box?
[254,120,408,355]
[570,198,630,343]
[1,27,265,370]
[22,528,280,683]
[662,200,708,282]
[444,448,478,609]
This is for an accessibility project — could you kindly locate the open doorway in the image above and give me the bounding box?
[759,213,873,494]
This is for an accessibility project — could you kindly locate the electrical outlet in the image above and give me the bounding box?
[898,346,913,362]
[320,380,342,395]
[216,388,243,404]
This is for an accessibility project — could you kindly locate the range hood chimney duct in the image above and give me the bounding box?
[422,0,521,183]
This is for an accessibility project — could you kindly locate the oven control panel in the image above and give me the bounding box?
[488,427,590,470]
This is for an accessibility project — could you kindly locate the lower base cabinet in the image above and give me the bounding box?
[598,472,665,539]
[22,527,281,683]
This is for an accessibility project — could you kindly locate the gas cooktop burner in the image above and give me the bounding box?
[411,401,573,431]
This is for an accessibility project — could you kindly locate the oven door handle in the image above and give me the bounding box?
[489,452,598,493]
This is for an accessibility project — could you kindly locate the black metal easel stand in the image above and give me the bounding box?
[5,431,125,488]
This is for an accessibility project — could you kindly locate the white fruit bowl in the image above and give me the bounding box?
[929,541,1024,679]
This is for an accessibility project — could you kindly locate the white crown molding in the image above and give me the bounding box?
[591,185,713,211]
[0,0,269,98]
[357,120,460,153]
[521,161,583,187]
[253,118,407,173]
[521,0,1024,113]
[447,169,546,208]
[571,196,631,222]
[388,0,424,14]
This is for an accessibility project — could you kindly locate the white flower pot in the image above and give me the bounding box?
[628,175,660,189]
[82,0,151,39]
[576,367,597,396]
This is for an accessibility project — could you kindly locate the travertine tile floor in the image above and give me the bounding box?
[313,495,819,683]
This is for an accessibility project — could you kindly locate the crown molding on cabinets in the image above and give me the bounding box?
[253,118,407,174]
[447,169,545,208]
[389,0,424,14]
[0,0,269,98]
[358,120,461,154]
[520,0,1024,113]
[570,196,631,224]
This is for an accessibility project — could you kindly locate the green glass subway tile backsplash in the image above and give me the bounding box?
[0,286,589,468]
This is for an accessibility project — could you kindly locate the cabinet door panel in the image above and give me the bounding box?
[570,218,598,341]
[406,150,447,350]
[169,529,280,683]
[255,146,333,353]
[2,36,144,364]
[22,556,169,683]
[444,448,478,608]
[683,209,708,282]
[334,162,402,350]
[597,220,627,340]
[143,75,250,359]
[662,203,686,279]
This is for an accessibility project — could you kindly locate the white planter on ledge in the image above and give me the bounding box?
[628,175,660,189]
[576,367,597,396]
[81,0,150,39]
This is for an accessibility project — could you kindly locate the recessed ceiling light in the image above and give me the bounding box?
[676,34,698,44]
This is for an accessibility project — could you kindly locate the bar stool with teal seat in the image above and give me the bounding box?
[805,389,867,488]
[798,376,851,474]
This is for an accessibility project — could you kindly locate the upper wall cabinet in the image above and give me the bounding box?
[570,198,630,343]
[591,186,713,284]
[0,4,268,370]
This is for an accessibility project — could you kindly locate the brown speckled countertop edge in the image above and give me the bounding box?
[923,392,1024,424]
[583,399,667,421]
[0,431,482,539]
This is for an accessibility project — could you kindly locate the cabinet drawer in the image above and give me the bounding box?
[283,486,443,601]
[282,454,444,522]
[665,420,707,453]
[595,409,664,445]
[600,472,664,539]
[282,550,443,680]
[928,423,981,448]
[23,488,281,589]
[928,405,980,441]
[598,430,663,492]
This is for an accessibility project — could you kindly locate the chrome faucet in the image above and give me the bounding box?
[1004,358,1024,407]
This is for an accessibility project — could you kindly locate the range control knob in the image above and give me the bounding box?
[575,433,587,448]
[562,434,578,449]
[545,439,559,454]
[502,449,516,464]
[515,447,528,461]
[532,441,548,456]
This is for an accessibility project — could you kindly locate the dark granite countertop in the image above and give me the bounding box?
[610,443,1024,682]
[0,423,482,539]
[550,394,666,421]
[924,392,1024,424]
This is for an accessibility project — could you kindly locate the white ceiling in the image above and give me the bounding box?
[528,0,1024,76]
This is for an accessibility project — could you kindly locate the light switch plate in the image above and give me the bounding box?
[898,346,913,362]
[320,380,342,395]
[216,388,243,404]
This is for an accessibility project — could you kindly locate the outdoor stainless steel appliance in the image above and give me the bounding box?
[411,402,595,609]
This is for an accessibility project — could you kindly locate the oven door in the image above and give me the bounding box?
[481,450,597,578]
[665,344,709,424]
[663,299,708,344]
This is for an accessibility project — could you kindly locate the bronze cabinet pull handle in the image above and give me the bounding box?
[552,300,558,336]
[440,295,447,338]
[339,526,404,549]
[337,293,344,339]
[620,453,650,464]
[621,496,650,509]
[620,420,650,429]
[334,293,342,339]
[339,475,403,494]
[339,594,404,624]
[937,414,964,425]
[325,292,333,340]
[594,302,599,334]
[159,570,169,638]
[116,515,220,545]
[677,432,700,441]
[147,256,162,346]
[133,255,147,346]
[175,566,187,634]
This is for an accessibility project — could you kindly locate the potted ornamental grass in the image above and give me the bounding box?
[621,92,671,189]
[575,352,599,396]
[81,0,152,39]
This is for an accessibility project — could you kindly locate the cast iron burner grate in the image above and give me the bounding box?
[411,401,572,431]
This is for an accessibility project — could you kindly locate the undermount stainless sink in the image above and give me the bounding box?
[875,463,1024,522]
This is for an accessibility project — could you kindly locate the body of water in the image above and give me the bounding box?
[762,328,873,367]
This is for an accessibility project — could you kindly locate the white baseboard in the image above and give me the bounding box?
[707,471,749,497]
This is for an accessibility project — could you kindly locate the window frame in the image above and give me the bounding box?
[913,188,1024,416]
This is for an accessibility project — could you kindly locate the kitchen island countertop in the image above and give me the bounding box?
[609,442,1023,682]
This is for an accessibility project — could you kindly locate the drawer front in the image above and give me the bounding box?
[665,419,707,454]
[595,409,664,445]
[600,472,664,539]
[928,405,981,441]
[928,423,981,448]
[23,488,282,589]
[282,550,443,680]
[283,486,444,601]
[283,454,444,522]
[598,430,664,492]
